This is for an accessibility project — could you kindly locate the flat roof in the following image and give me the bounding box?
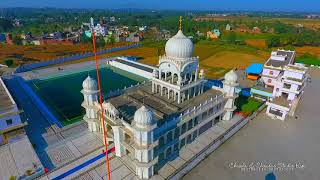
[115,59,154,73]
[109,82,223,124]
[236,70,257,88]
[265,50,295,68]
[0,77,16,114]
[251,84,273,93]
[271,96,290,108]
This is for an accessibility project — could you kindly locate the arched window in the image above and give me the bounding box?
[166,147,172,157]
[167,131,173,142]
[159,136,165,147]
[174,128,180,139]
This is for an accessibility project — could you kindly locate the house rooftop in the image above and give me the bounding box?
[286,63,308,71]
[252,84,273,93]
[270,96,290,108]
[235,70,257,88]
[265,50,295,68]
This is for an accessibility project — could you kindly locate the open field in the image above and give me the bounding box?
[53,47,159,66]
[270,18,320,30]
[48,43,270,79]
[245,39,267,48]
[5,39,318,79]
[194,16,320,30]
[201,50,267,69]
[295,46,320,58]
[0,42,132,66]
[200,50,268,78]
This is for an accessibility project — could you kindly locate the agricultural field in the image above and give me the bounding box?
[55,46,159,66]
[194,16,320,30]
[0,42,131,67]
[137,43,269,79]
[3,37,319,79]
[295,46,320,58]
[245,39,267,48]
[269,18,320,30]
[46,42,272,79]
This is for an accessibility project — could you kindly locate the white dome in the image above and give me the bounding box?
[224,70,238,83]
[134,106,154,127]
[82,75,98,91]
[165,30,194,58]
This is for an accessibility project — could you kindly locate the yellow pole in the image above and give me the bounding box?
[179,16,183,31]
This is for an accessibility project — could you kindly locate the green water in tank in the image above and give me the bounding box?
[28,66,145,126]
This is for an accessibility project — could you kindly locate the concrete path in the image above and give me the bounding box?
[183,68,320,180]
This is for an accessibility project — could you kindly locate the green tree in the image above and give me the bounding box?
[80,33,92,44]
[267,36,281,48]
[95,37,105,48]
[12,35,23,45]
[4,59,13,67]
[0,19,13,32]
[225,32,237,44]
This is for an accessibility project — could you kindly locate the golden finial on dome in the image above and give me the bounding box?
[179,16,183,31]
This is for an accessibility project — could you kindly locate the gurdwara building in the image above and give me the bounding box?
[81,28,238,179]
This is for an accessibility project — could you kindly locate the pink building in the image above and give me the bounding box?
[260,50,309,120]
[262,50,296,87]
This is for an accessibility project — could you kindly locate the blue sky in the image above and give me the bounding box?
[0,0,319,12]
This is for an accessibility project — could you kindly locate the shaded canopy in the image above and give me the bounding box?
[245,64,263,75]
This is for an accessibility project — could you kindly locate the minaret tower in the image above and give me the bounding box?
[81,75,99,132]
[223,70,239,121]
[132,106,157,179]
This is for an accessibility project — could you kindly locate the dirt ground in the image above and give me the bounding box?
[200,51,267,70]
[295,46,320,58]
[184,67,320,180]
[0,42,131,66]
[245,39,267,49]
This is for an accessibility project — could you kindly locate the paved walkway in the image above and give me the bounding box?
[17,58,112,81]
[4,76,104,170]
[73,114,247,180]
[0,135,43,180]
[183,69,320,180]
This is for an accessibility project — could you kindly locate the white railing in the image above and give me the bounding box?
[103,80,147,99]
[180,94,225,120]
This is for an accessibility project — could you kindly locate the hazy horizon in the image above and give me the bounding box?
[0,0,319,13]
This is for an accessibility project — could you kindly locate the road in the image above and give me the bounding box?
[183,68,320,180]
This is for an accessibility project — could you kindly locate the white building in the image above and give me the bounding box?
[81,27,238,179]
[261,50,296,87]
[255,50,309,120]
[90,17,108,37]
[0,77,25,145]
[266,63,309,120]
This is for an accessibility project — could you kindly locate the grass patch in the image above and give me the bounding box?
[296,54,320,66]
[235,96,263,116]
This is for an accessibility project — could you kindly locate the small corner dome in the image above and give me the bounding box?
[224,70,238,83]
[165,30,194,58]
[134,106,154,127]
[82,75,98,90]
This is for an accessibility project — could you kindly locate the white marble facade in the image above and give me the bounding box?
[81,27,238,179]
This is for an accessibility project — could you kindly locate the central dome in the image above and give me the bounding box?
[165,30,194,58]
